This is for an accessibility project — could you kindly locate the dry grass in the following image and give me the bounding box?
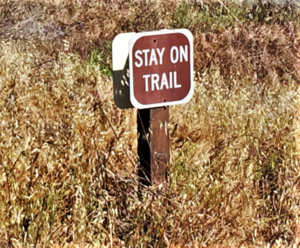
[1,0,300,247]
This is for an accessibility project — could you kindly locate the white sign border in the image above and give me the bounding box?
[129,29,194,109]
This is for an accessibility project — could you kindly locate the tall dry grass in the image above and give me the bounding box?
[0,0,300,247]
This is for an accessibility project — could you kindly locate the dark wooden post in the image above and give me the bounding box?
[138,107,169,186]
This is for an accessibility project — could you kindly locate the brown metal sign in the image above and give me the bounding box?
[129,29,193,109]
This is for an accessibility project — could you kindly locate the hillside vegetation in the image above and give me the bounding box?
[1,0,300,247]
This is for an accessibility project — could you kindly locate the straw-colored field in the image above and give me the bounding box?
[1,0,300,247]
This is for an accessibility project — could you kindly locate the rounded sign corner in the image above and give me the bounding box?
[129,94,147,109]
[112,33,121,45]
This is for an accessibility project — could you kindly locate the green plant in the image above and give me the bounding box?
[88,48,112,78]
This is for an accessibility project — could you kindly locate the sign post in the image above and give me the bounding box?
[113,29,193,186]
[137,107,169,186]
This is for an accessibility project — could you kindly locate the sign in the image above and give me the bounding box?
[112,32,135,109]
[129,29,193,109]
